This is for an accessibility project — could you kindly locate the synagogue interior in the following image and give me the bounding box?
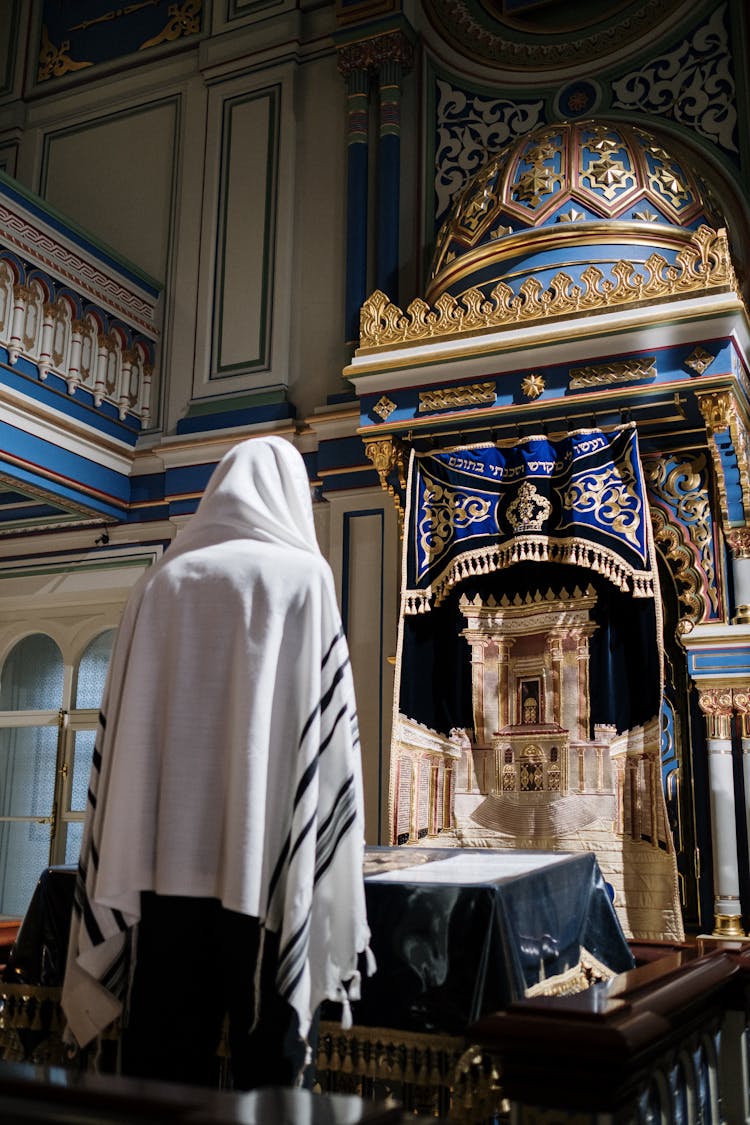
[1,0,750,1122]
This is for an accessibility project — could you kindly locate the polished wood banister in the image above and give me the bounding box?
[468,951,742,1115]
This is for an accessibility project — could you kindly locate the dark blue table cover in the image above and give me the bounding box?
[4,848,635,1039]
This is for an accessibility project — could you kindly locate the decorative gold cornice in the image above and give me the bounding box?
[336,30,414,78]
[418,382,496,413]
[569,358,655,389]
[429,221,720,299]
[697,390,750,528]
[359,226,738,352]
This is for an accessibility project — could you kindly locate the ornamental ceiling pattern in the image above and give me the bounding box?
[430,2,738,232]
[424,0,697,70]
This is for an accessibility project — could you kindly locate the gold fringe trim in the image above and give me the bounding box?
[405,536,655,613]
[524,947,616,999]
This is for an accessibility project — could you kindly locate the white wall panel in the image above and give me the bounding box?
[326,489,399,845]
[193,65,295,398]
[40,100,178,284]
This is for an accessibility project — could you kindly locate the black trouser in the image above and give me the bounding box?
[120,893,315,1090]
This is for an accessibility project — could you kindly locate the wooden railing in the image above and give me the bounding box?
[0,1060,407,1124]
[470,947,750,1125]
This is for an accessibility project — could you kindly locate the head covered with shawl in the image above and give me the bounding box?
[62,435,372,1051]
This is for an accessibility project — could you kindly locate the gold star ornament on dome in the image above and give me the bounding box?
[521,373,545,399]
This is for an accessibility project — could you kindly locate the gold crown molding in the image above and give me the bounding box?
[418,382,495,413]
[697,390,750,528]
[428,221,702,300]
[569,358,656,390]
[359,227,739,353]
[429,220,702,296]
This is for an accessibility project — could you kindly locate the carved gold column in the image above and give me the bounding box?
[697,687,744,936]
[726,528,750,625]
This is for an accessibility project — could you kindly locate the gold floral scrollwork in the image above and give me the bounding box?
[558,452,642,548]
[644,454,719,626]
[37,26,92,81]
[697,687,734,740]
[363,437,406,531]
[139,1,201,50]
[419,479,493,558]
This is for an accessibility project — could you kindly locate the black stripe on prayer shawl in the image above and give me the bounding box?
[80,895,105,948]
[321,628,344,670]
[276,911,312,1002]
[314,775,357,885]
[266,644,352,910]
[275,776,359,1001]
[101,942,128,995]
[292,703,348,811]
[266,695,349,907]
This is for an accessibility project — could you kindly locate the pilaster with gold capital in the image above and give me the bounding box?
[726,527,750,624]
[697,686,744,936]
[697,390,750,532]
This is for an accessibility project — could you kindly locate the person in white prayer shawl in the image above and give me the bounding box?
[61,435,373,1088]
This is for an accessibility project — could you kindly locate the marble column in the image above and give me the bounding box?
[732,690,750,918]
[697,687,744,936]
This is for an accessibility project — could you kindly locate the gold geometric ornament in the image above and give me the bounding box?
[418,382,496,412]
[684,347,716,376]
[569,358,655,389]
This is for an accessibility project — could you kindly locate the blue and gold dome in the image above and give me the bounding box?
[427,119,723,305]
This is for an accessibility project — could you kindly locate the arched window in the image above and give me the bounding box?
[0,630,114,917]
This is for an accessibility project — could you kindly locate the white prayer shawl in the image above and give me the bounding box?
[62,436,372,1053]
